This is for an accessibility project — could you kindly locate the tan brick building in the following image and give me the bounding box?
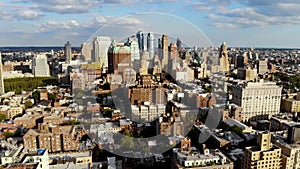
[242,132,282,169]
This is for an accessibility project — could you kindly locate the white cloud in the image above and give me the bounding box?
[35,19,81,32]
[17,10,44,20]
[190,0,300,28]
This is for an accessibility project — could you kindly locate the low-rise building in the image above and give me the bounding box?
[174,138,234,169]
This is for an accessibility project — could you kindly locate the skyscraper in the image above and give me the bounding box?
[92,36,111,71]
[147,33,155,59]
[161,34,169,69]
[32,54,50,77]
[0,52,4,94]
[219,42,230,72]
[136,31,144,51]
[127,37,140,61]
[64,41,72,63]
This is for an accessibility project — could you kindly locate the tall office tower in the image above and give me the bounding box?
[219,42,230,72]
[64,41,72,63]
[108,43,132,74]
[176,37,182,50]
[242,132,282,169]
[0,52,4,94]
[232,81,282,122]
[80,43,92,61]
[136,31,146,51]
[127,38,140,61]
[32,54,50,77]
[257,60,268,75]
[161,34,169,69]
[92,36,111,70]
[147,33,155,59]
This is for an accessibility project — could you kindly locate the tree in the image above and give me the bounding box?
[230,125,243,135]
[24,101,33,109]
[120,135,134,149]
[48,93,57,100]
[4,132,14,139]
[32,90,40,103]
[0,114,6,122]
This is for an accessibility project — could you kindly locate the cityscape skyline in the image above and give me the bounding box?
[0,0,300,48]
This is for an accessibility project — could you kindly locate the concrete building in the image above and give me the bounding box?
[1,146,25,165]
[123,68,136,86]
[64,41,72,63]
[237,68,257,81]
[275,139,300,169]
[81,42,92,61]
[7,106,23,119]
[257,60,269,75]
[219,42,230,72]
[3,148,49,169]
[232,81,282,122]
[92,36,111,71]
[281,98,300,114]
[32,54,50,77]
[242,132,282,169]
[174,138,233,169]
[131,104,165,122]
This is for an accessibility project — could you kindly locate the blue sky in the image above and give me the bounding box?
[0,0,300,48]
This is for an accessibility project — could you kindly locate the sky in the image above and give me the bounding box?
[0,0,300,48]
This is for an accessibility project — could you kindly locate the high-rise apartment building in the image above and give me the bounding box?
[242,132,282,169]
[32,54,50,77]
[0,52,4,94]
[219,42,230,72]
[232,80,282,122]
[64,41,72,63]
[92,36,111,71]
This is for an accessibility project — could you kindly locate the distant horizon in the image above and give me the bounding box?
[0,46,299,50]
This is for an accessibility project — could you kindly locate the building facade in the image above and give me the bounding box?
[242,132,282,169]
[32,54,50,77]
[232,81,282,122]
